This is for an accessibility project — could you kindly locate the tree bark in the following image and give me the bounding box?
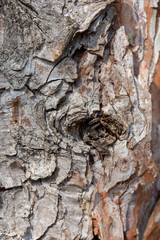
[0,0,160,239]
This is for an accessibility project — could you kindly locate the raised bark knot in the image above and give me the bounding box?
[80,116,123,154]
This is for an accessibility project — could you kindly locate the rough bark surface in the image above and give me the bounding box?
[0,0,160,240]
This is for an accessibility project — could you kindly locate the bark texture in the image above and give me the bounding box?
[0,0,160,239]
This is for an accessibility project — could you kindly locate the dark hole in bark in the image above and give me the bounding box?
[72,46,86,63]
[92,235,100,240]
[79,116,123,154]
[89,153,95,165]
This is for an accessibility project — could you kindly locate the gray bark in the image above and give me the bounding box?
[0,0,160,240]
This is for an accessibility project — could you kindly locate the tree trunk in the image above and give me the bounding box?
[0,0,160,239]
